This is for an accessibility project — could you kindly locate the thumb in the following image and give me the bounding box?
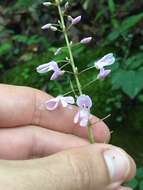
[1,144,136,190]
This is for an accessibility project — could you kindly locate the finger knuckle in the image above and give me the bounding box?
[66,150,93,190]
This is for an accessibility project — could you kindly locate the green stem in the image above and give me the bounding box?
[88,122,95,144]
[57,2,82,95]
[56,0,95,144]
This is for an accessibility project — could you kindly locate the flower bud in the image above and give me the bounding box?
[41,23,52,29]
[65,2,69,10]
[71,16,82,25]
[43,2,52,6]
[50,26,58,31]
[80,37,92,44]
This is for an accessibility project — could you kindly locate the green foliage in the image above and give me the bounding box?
[13,35,41,45]
[125,53,143,69]
[105,12,143,44]
[108,0,116,14]
[0,43,12,56]
[12,0,43,9]
[127,178,138,189]
[112,68,143,98]
[126,168,143,190]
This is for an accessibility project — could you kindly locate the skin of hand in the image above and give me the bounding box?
[0,84,136,190]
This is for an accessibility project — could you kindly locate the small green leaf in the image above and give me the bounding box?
[112,69,143,98]
[105,31,120,43]
[125,53,143,69]
[108,0,116,14]
[121,13,143,32]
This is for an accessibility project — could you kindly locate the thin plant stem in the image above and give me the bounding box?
[83,78,98,89]
[88,121,95,144]
[69,79,77,96]
[57,1,82,95]
[64,78,98,96]
[56,0,95,144]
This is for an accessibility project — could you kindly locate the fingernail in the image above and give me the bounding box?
[103,148,130,183]
[117,187,133,190]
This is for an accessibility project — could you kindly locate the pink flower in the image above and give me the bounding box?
[97,68,111,80]
[74,95,92,127]
[94,53,115,69]
[45,96,75,111]
[36,61,63,80]
[94,53,115,80]
[80,37,92,44]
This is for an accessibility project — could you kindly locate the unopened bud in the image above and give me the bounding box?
[71,16,81,25]
[80,37,92,44]
[43,2,52,6]
[41,23,52,29]
[65,2,69,10]
[50,26,58,31]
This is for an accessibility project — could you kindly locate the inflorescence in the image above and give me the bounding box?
[36,0,116,143]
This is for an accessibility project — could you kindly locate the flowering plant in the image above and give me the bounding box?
[36,0,115,143]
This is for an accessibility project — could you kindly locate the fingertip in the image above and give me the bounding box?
[125,155,136,181]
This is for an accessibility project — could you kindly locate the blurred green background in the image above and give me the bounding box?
[0,0,143,189]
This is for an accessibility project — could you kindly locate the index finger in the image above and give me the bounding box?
[0,84,110,142]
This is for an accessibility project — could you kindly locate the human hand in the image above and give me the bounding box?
[0,84,136,190]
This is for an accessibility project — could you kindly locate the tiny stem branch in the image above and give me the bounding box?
[60,62,70,69]
[79,66,95,75]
